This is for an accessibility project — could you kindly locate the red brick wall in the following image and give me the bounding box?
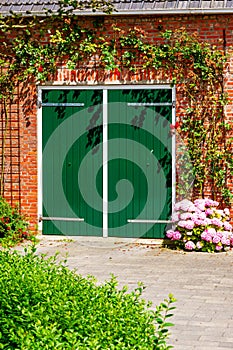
[19,83,38,231]
[7,14,233,229]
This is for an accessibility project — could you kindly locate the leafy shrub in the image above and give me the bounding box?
[166,198,233,252]
[0,248,175,349]
[0,196,30,247]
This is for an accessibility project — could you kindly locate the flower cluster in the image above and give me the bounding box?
[0,196,30,247]
[166,199,233,252]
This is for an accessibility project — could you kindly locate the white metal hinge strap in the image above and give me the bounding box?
[127,219,173,223]
[41,103,85,107]
[39,216,84,222]
[127,102,172,106]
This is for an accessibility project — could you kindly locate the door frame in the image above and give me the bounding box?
[37,84,176,235]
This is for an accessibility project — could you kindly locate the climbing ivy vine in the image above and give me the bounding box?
[115,27,232,205]
[0,1,232,206]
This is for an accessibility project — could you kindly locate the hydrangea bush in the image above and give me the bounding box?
[166,198,233,252]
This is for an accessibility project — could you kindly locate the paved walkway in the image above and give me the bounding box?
[18,236,233,349]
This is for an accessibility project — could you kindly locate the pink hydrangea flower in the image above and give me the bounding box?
[177,220,187,228]
[185,241,196,250]
[198,212,207,220]
[205,198,219,207]
[187,205,197,212]
[212,235,221,244]
[211,218,223,227]
[193,219,206,226]
[206,228,216,236]
[194,199,205,206]
[194,199,206,211]
[201,231,212,242]
[196,204,206,212]
[215,244,223,251]
[205,208,213,216]
[222,230,229,236]
[184,220,195,230]
[224,208,230,216]
[205,234,212,242]
[204,199,212,206]
[216,231,223,238]
[201,231,207,239]
[224,222,232,231]
[180,212,193,220]
[205,218,212,225]
[166,230,174,239]
[172,232,181,240]
[221,237,230,246]
[192,213,198,220]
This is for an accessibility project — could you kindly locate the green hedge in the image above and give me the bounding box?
[0,248,175,349]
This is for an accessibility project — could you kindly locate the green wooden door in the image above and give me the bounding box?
[42,88,172,238]
[108,89,172,238]
[42,89,103,235]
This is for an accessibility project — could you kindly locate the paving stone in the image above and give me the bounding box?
[220,342,233,348]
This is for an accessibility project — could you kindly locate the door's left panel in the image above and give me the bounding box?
[42,89,103,236]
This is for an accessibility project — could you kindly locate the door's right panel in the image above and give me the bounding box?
[108,89,173,238]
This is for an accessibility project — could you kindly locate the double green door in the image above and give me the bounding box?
[42,88,173,238]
